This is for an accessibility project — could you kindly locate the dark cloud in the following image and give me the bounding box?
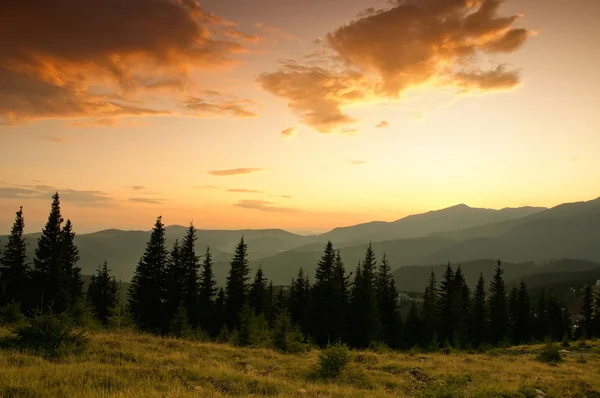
[0,0,252,124]
[128,197,165,205]
[258,0,533,134]
[208,168,262,176]
[41,135,67,143]
[234,199,300,213]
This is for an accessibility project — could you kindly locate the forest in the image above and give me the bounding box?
[1,192,600,352]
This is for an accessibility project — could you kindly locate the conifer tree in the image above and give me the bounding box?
[349,243,380,347]
[0,207,29,307]
[165,239,185,325]
[404,302,422,348]
[594,291,600,338]
[534,289,549,341]
[128,216,168,333]
[288,267,310,334]
[225,237,250,330]
[489,260,508,345]
[249,266,268,316]
[437,263,456,346]
[61,219,83,307]
[375,253,402,348]
[581,284,594,339]
[513,280,531,344]
[180,223,200,326]
[32,192,64,312]
[547,293,565,341]
[86,261,118,326]
[453,266,471,348]
[330,250,351,343]
[310,241,337,345]
[470,273,488,347]
[265,280,276,327]
[274,284,287,318]
[198,246,217,334]
[508,285,519,344]
[421,270,438,346]
[213,287,226,336]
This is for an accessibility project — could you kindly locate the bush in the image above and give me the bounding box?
[368,341,390,354]
[237,305,271,347]
[0,302,25,326]
[536,341,562,364]
[317,342,350,379]
[216,325,230,343]
[169,304,192,338]
[68,300,98,329]
[10,310,88,359]
[273,313,306,353]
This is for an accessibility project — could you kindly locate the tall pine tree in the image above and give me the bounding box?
[534,289,549,341]
[375,253,402,348]
[421,270,438,347]
[470,273,488,348]
[61,219,83,307]
[0,207,29,307]
[453,266,471,348]
[330,250,351,343]
[309,241,337,345]
[489,260,508,345]
[225,237,250,330]
[213,288,226,335]
[404,302,422,349]
[513,280,531,344]
[86,261,118,326]
[164,239,186,326]
[180,223,200,326]
[198,246,217,334]
[437,263,457,346]
[349,243,380,347]
[128,216,168,333]
[249,266,268,316]
[288,267,310,334]
[581,284,594,339]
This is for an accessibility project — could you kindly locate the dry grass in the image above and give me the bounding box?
[1,327,600,397]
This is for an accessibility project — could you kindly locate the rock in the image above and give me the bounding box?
[535,388,546,398]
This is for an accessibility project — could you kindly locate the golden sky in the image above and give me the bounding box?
[1,0,599,234]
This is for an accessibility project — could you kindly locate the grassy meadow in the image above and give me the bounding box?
[1,327,600,398]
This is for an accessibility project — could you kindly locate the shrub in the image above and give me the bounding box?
[273,313,306,353]
[536,341,562,364]
[368,341,390,354]
[317,342,350,379]
[169,304,192,338]
[0,302,25,326]
[216,325,230,343]
[10,310,88,359]
[68,300,98,329]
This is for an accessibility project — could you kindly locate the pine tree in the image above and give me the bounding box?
[274,285,287,318]
[310,241,337,345]
[453,266,471,348]
[249,266,268,316]
[514,280,531,344]
[198,246,217,334]
[489,260,508,345]
[581,284,594,339]
[330,250,350,343]
[265,280,276,327]
[594,291,600,338]
[225,237,250,330]
[404,302,422,349]
[238,303,256,346]
[0,207,29,307]
[349,243,380,347]
[534,289,549,341]
[61,219,83,307]
[508,285,519,344]
[128,216,168,333]
[421,270,438,347]
[437,263,456,346]
[86,261,118,326]
[375,253,402,348]
[213,288,226,336]
[288,267,310,334]
[164,239,185,326]
[470,273,488,348]
[180,223,200,326]
[32,192,64,312]
[547,293,565,341]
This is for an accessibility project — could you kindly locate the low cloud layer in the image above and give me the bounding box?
[208,168,262,176]
[0,184,113,206]
[234,199,299,213]
[128,197,166,205]
[0,0,256,125]
[258,0,533,134]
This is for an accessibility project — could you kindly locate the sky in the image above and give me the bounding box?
[1,0,600,234]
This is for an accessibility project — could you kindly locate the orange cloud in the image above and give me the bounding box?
[0,0,250,125]
[208,168,262,176]
[258,0,533,134]
[41,135,67,144]
[185,92,257,118]
[376,121,389,128]
[227,189,264,193]
[234,199,300,213]
[281,127,297,138]
[128,197,166,205]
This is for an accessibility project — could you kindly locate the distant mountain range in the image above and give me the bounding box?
[3,197,600,289]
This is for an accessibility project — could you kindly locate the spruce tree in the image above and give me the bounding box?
[213,288,226,335]
[61,219,83,307]
[534,289,549,341]
[453,266,471,348]
[508,285,519,344]
[32,192,64,312]
[198,246,217,334]
[180,223,200,326]
[128,216,168,333]
[437,263,456,346]
[375,253,402,348]
[404,302,422,349]
[488,260,508,345]
[0,207,29,307]
[547,293,565,341]
[265,280,276,327]
[513,280,531,344]
[594,291,600,338]
[349,243,380,347]
[288,267,310,334]
[470,273,488,348]
[86,261,118,326]
[249,266,268,316]
[225,237,250,330]
[581,284,594,339]
[164,239,185,326]
[421,270,438,346]
[309,241,337,345]
[330,250,351,343]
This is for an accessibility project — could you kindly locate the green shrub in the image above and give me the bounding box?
[368,341,390,354]
[317,342,350,379]
[169,304,192,338]
[216,325,230,343]
[536,341,562,364]
[10,310,88,359]
[0,302,25,326]
[273,313,306,353]
[68,300,98,329]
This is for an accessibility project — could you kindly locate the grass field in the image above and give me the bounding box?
[1,328,599,398]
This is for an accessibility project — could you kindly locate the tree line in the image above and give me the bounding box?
[2,193,600,350]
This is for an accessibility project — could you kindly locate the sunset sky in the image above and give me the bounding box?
[1,0,599,234]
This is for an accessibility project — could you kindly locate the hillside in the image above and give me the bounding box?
[1,328,599,397]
